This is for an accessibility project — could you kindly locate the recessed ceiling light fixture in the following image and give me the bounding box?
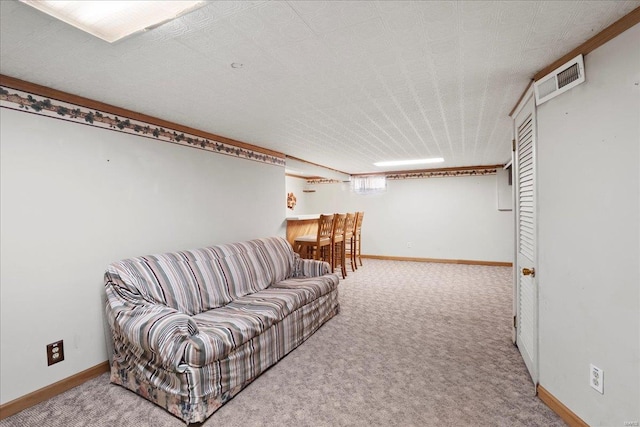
[374,158,444,167]
[19,1,205,43]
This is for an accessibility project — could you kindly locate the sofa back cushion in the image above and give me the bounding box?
[184,237,295,307]
[182,258,234,311]
[108,254,204,315]
[107,237,296,315]
[192,247,270,299]
[253,237,296,283]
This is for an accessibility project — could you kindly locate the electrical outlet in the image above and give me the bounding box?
[407,241,412,248]
[590,364,603,394]
[47,340,64,366]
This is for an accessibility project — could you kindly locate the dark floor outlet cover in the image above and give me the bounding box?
[47,340,64,366]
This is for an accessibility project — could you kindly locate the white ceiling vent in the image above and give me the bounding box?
[534,55,585,105]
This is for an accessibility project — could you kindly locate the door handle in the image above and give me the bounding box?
[522,267,535,277]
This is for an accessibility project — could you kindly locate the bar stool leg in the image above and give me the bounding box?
[349,235,358,271]
[333,239,346,279]
[341,240,347,278]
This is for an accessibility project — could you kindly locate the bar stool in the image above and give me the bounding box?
[344,212,357,272]
[354,211,364,267]
[331,213,347,279]
[294,214,334,264]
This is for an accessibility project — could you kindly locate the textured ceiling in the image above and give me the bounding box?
[1,1,638,174]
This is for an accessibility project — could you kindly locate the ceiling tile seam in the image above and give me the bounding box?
[289,110,390,159]
[331,4,382,36]
[359,9,434,158]
[230,7,317,67]
[456,1,466,158]
[284,106,363,145]
[399,72,446,159]
[479,109,512,162]
[285,0,321,38]
[478,0,546,162]
[291,92,408,159]
[474,3,543,159]
[546,2,580,51]
[419,8,456,161]
[374,6,437,159]
[514,0,547,77]
[300,110,390,159]
[349,99,414,159]
[469,5,504,160]
[360,75,423,158]
[381,10,447,161]
[282,116,380,159]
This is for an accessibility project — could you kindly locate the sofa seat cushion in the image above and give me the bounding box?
[271,275,339,300]
[185,276,338,367]
[228,287,312,320]
[188,305,278,367]
[186,288,314,367]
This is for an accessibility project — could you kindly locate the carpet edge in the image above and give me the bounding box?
[0,361,110,420]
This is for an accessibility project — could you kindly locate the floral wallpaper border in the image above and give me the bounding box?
[306,167,497,184]
[0,86,286,167]
[306,178,343,184]
[386,168,497,180]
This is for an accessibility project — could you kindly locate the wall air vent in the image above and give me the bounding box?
[534,54,585,106]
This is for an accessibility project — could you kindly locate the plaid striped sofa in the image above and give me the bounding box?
[104,236,340,423]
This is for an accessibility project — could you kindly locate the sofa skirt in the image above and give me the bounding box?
[110,288,339,424]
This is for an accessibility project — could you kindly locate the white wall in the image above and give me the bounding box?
[302,174,513,263]
[536,24,639,425]
[496,167,513,211]
[0,108,285,404]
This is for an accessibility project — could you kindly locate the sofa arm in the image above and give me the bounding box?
[105,283,198,370]
[293,254,331,277]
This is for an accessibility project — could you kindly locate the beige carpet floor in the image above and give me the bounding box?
[1,259,565,426]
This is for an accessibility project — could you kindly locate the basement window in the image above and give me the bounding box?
[352,175,387,195]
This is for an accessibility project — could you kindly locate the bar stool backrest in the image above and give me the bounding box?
[355,211,364,234]
[355,212,364,267]
[332,213,347,243]
[317,214,335,245]
[344,213,356,239]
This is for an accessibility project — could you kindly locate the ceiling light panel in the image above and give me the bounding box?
[19,1,205,43]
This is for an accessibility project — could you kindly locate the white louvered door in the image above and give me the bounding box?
[514,94,538,388]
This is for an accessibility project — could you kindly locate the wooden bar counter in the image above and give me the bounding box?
[286,214,321,253]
